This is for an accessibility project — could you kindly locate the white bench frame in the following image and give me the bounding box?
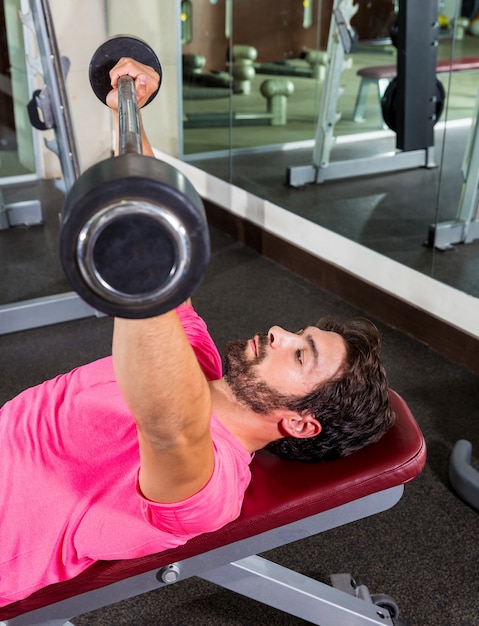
[3,486,403,626]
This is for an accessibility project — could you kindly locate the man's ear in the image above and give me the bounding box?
[280,411,322,439]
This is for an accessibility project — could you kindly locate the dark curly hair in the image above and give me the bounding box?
[265,317,395,462]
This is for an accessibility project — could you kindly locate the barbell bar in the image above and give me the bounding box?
[60,36,210,319]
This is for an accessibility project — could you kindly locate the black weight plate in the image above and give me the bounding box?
[434,78,446,122]
[381,76,445,132]
[89,35,162,105]
[381,77,398,131]
[92,212,178,296]
[60,154,210,319]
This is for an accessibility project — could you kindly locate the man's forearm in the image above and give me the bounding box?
[111,110,154,158]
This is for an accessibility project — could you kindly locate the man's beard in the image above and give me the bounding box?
[223,334,297,414]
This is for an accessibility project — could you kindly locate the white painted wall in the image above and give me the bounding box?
[105,0,181,159]
[43,0,180,177]
[44,0,109,177]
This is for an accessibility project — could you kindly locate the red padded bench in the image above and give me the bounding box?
[353,56,479,123]
[1,390,426,626]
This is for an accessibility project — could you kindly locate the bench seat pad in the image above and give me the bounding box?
[357,57,479,79]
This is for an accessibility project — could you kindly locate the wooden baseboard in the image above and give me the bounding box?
[205,200,479,375]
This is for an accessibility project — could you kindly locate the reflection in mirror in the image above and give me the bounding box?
[0,0,90,331]
[181,1,193,45]
[303,0,314,29]
[182,0,323,156]
[0,0,36,180]
[181,0,479,300]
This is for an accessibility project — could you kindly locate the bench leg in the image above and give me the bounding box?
[353,76,392,128]
[377,77,391,100]
[353,77,372,122]
[377,78,392,129]
[201,555,395,625]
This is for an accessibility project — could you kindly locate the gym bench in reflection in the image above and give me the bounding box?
[353,57,479,124]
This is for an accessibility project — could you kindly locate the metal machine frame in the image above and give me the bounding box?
[287,0,440,188]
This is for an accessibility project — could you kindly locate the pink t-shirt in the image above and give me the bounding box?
[0,306,252,607]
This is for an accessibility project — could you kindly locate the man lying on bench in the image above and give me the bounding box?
[0,58,395,609]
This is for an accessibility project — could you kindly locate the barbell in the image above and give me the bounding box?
[60,36,210,319]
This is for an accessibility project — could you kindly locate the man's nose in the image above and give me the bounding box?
[268,326,294,348]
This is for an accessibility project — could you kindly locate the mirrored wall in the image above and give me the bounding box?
[1,0,37,181]
[179,0,479,300]
[0,0,476,338]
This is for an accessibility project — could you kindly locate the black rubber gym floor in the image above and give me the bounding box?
[1,221,478,625]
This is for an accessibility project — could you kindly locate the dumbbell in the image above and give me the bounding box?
[60,36,210,319]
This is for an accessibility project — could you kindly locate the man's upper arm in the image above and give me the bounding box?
[136,425,214,504]
[113,310,214,504]
[140,419,252,536]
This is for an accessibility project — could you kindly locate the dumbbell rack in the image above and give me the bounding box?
[0,0,100,335]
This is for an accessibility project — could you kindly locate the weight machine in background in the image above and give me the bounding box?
[287,0,479,250]
[287,0,440,186]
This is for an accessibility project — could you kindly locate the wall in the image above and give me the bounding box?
[232,0,319,61]
[182,0,327,72]
[44,0,109,177]
[182,0,228,73]
[106,0,181,159]
[351,0,396,40]
[41,0,180,179]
